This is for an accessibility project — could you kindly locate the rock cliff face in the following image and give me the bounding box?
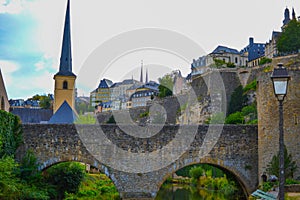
[85,55,300,184]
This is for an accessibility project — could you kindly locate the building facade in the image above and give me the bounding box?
[241,37,265,67]
[191,46,247,76]
[90,78,113,107]
[265,31,281,58]
[130,81,159,108]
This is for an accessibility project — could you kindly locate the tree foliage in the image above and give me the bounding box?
[158,74,173,98]
[259,57,272,65]
[28,94,52,109]
[277,20,300,53]
[0,110,22,157]
[266,146,298,179]
[189,166,204,180]
[225,112,245,124]
[45,162,85,199]
[19,150,40,183]
[228,85,246,115]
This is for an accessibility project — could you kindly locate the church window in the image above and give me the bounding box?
[1,96,4,110]
[63,81,68,89]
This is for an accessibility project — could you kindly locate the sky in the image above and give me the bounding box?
[0,0,298,99]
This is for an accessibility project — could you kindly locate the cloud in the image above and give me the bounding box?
[0,0,25,14]
[34,55,55,72]
[0,60,19,86]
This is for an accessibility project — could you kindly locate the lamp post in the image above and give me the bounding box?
[271,63,290,200]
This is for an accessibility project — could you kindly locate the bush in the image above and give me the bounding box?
[243,80,257,93]
[259,57,272,65]
[226,62,236,68]
[260,181,275,192]
[139,111,149,118]
[225,112,244,124]
[286,178,300,185]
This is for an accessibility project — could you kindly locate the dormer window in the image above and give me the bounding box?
[63,81,68,89]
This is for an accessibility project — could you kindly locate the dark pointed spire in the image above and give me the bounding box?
[56,0,76,77]
[283,7,291,26]
[140,60,143,83]
[292,7,296,20]
[145,68,148,83]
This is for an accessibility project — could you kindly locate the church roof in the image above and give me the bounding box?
[48,101,77,124]
[55,0,76,77]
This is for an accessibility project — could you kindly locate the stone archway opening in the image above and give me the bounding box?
[157,163,248,200]
[41,161,120,200]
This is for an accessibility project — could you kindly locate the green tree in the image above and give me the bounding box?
[189,166,204,180]
[228,85,246,115]
[45,162,85,199]
[266,146,298,179]
[0,110,22,157]
[277,20,300,53]
[39,95,51,109]
[0,156,22,199]
[28,94,52,109]
[19,150,40,183]
[158,74,173,98]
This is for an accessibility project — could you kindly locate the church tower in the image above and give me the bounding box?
[53,0,76,113]
[283,7,291,26]
[292,8,297,20]
[140,60,143,83]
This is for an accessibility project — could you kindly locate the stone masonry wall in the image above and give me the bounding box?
[257,62,300,182]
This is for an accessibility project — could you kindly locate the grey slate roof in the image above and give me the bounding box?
[138,81,159,91]
[48,101,77,124]
[11,108,53,124]
[56,0,76,77]
[211,45,240,54]
[98,79,113,88]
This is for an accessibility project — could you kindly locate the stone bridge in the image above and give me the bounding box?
[18,124,258,199]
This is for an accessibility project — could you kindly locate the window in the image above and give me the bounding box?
[1,96,4,110]
[63,81,68,89]
[235,57,238,63]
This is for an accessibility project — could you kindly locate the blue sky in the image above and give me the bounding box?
[0,0,56,99]
[0,0,298,99]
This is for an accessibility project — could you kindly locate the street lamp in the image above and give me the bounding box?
[271,63,290,200]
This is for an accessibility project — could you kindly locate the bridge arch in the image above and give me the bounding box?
[158,161,250,198]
